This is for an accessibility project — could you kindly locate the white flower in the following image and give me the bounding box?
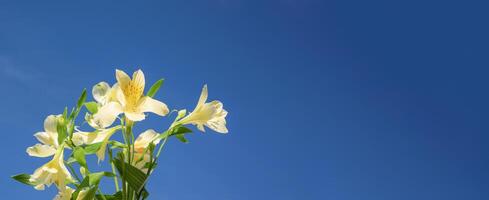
[72,126,121,162]
[178,85,228,133]
[26,115,61,157]
[53,186,74,200]
[87,81,122,129]
[133,129,161,173]
[92,81,119,106]
[29,148,74,190]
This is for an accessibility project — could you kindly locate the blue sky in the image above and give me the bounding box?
[1,1,488,199]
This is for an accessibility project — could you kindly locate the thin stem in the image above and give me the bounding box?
[98,188,107,200]
[108,148,120,192]
[120,118,127,200]
[66,162,81,183]
[155,136,169,158]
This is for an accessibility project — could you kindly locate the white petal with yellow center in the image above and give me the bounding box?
[115,69,170,122]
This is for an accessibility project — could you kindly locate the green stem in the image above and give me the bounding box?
[108,148,120,192]
[66,162,81,183]
[98,188,107,200]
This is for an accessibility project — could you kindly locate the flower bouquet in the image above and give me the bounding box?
[12,69,228,200]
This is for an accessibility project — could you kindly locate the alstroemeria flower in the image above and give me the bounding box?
[115,69,169,121]
[90,69,169,127]
[133,129,161,172]
[29,148,74,190]
[92,81,119,106]
[26,115,61,157]
[87,82,122,129]
[178,85,228,133]
[72,126,121,162]
[53,186,74,200]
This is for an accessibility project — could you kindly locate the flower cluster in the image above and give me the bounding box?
[12,69,228,200]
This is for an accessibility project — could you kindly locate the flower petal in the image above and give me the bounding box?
[73,131,107,145]
[44,115,58,133]
[34,132,54,146]
[91,102,123,129]
[26,144,57,157]
[195,84,208,111]
[116,86,127,107]
[53,186,74,200]
[134,129,160,152]
[139,96,169,116]
[132,69,145,93]
[205,101,228,133]
[125,111,146,121]
[92,82,111,104]
[115,69,131,90]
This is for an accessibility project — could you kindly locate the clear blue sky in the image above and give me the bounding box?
[1,1,488,199]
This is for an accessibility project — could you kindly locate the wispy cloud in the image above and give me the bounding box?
[0,56,36,85]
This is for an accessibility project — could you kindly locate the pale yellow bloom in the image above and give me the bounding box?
[133,129,161,172]
[87,81,122,129]
[90,69,169,127]
[53,186,74,200]
[115,69,169,121]
[92,81,119,106]
[29,148,74,190]
[26,115,61,157]
[179,85,228,133]
[72,126,121,162]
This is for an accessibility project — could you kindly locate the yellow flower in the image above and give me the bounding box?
[178,85,228,133]
[90,69,169,127]
[133,129,161,173]
[29,148,74,190]
[26,115,61,157]
[53,186,74,200]
[115,69,169,121]
[72,126,121,162]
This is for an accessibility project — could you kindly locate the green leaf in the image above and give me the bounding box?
[11,174,35,186]
[63,107,68,118]
[57,117,67,145]
[146,79,164,98]
[89,171,116,185]
[113,157,149,198]
[84,101,99,114]
[84,142,103,154]
[72,176,90,199]
[77,89,87,109]
[96,192,122,200]
[108,140,126,149]
[171,126,193,136]
[175,134,188,143]
[74,147,87,168]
